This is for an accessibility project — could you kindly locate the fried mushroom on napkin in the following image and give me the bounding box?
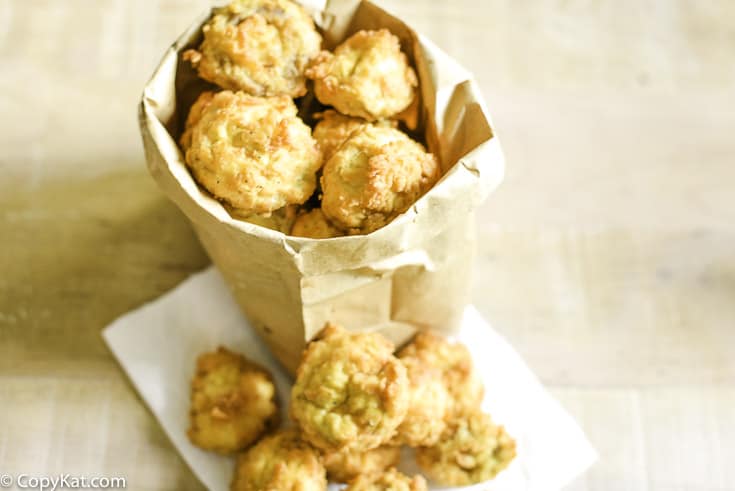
[344,468,427,491]
[398,330,485,415]
[231,429,327,491]
[290,323,409,452]
[187,347,278,453]
[322,445,401,483]
[415,410,516,486]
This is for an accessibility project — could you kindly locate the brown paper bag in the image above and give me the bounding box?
[138,0,505,374]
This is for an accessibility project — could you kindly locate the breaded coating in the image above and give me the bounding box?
[390,354,449,447]
[180,91,216,152]
[290,324,410,452]
[233,204,299,233]
[398,331,484,415]
[188,347,278,453]
[290,208,343,239]
[231,429,327,491]
[415,411,516,486]
[181,90,322,215]
[344,468,427,491]
[312,110,396,161]
[320,125,439,234]
[322,445,401,483]
[184,0,321,97]
[306,29,417,120]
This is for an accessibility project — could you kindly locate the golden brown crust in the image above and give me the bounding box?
[231,429,327,491]
[320,125,440,235]
[181,90,322,215]
[415,411,516,486]
[180,91,216,152]
[312,110,367,162]
[230,204,299,233]
[184,0,321,97]
[306,29,417,120]
[188,347,278,454]
[390,355,449,447]
[290,208,343,239]
[312,110,397,162]
[290,324,410,452]
[322,445,401,483]
[344,468,427,491]
[398,331,484,415]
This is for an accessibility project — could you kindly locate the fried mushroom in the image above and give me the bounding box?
[322,445,401,483]
[184,0,322,97]
[231,429,327,491]
[390,354,450,447]
[306,29,417,120]
[415,411,516,486]
[344,468,427,491]
[290,208,343,238]
[188,347,278,453]
[290,324,409,452]
[398,331,484,415]
[320,125,439,235]
[181,90,322,215]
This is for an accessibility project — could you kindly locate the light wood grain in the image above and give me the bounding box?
[1,1,734,490]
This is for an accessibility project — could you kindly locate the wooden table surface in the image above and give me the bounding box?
[1,1,734,490]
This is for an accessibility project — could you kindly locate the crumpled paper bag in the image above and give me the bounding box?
[138,0,505,373]
[103,268,597,491]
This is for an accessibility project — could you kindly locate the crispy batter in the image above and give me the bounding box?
[415,411,516,486]
[306,29,417,120]
[344,468,427,491]
[184,0,321,97]
[320,125,439,234]
[290,324,409,452]
[312,110,396,162]
[290,208,343,238]
[180,91,216,152]
[188,347,278,454]
[390,355,449,447]
[398,331,484,415]
[322,445,401,483]
[231,429,327,491]
[182,90,322,215]
[230,204,299,233]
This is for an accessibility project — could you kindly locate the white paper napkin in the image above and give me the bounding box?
[103,268,596,491]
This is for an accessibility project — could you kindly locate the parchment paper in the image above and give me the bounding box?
[103,268,597,491]
[139,0,506,373]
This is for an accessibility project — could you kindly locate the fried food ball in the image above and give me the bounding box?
[344,468,427,491]
[320,125,439,234]
[290,323,410,452]
[181,90,322,215]
[415,411,516,486]
[184,0,321,97]
[390,354,450,447]
[398,331,484,415]
[290,208,343,238]
[312,110,396,162]
[305,29,417,120]
[231,429,327,491]
[188,347,278,453]
[322,445,401,483]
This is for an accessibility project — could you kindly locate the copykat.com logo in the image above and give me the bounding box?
[0,474,126,491]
